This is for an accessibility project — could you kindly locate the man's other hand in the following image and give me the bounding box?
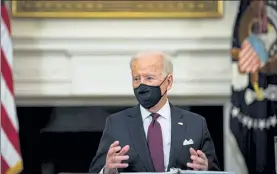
[105,141,130,173]
[186,147,208,170]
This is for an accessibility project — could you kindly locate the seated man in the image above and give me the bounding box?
[89,51,220,173]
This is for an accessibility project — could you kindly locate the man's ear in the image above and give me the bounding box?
[167,74,173,90]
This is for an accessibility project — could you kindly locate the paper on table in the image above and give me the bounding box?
[178,171,235,174]
[123,171,235,174]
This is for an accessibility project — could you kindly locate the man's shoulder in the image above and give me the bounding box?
[174,106,205,123]
[107,105,137,120]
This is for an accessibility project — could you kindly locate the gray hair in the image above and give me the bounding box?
[130,51,173,77]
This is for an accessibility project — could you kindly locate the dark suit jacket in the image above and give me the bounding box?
[89,104,220,172]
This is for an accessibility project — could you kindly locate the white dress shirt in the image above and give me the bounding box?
[140,100,171,171]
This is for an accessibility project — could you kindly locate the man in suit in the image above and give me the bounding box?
[89,51,220,173]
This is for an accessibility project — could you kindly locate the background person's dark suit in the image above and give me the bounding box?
[89,104,220,172]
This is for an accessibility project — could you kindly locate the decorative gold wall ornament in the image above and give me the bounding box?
[12,1,223,18]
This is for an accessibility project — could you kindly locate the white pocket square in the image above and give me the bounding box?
[183,139,194,146]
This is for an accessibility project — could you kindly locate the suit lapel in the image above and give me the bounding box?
[126,105,155,172]
[168,104,187,170]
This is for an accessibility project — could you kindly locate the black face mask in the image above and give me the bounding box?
[134,77,168,109]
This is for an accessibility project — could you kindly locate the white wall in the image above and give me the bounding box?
[12,1,239,105]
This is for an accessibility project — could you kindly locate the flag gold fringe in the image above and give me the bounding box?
[6,161,23,174]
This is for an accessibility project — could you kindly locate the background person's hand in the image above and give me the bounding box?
[186,147,208,170]
[105,141,130,173]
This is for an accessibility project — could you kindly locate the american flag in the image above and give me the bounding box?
[238,0,269,74]
[1,0,23,173]
[238,39,263,73]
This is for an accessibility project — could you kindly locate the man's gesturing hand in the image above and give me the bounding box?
[105,141,130,170]
[186,147,208,170]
